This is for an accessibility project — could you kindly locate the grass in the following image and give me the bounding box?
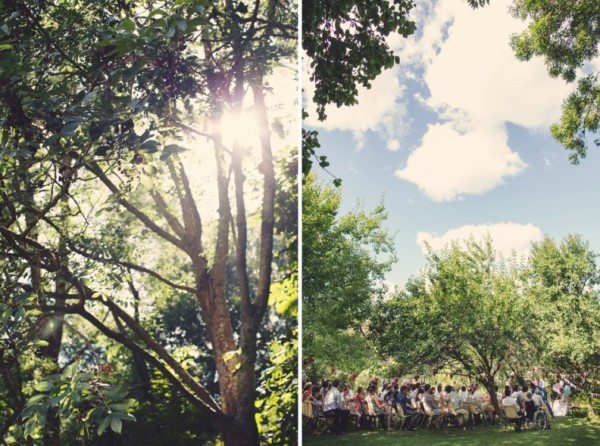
[302,416,600,445]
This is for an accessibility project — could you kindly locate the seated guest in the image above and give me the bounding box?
[303,383,313,401]
[465,384,484,424]
[323,379,350,435]
[396,385,421,428]
[310,387,324,417]
[422,384,444,426]
[341,383,355,410]
[366,385,389,429]
[502,388,524,431]
[524,391,536,423]
[532,388,552,427]
[354,386,366,410]
[446,385,469,422]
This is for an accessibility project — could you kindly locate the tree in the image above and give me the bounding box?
[0,0,297,444]
[301,0,416,176]
[372,237,527,413]
[470,0,600,163]
[302,174,396,372]
[526,234,600,376]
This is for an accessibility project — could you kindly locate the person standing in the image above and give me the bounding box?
[537,378,555,417]
[563,383,572,405]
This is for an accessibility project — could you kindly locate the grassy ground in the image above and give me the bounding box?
[302,416,600,445]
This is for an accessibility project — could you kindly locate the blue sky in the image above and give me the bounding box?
[304,0,600,288]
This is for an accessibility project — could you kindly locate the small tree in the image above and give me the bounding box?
[302,174,396,372]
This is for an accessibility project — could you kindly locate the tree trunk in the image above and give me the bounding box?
[40,279,65,446]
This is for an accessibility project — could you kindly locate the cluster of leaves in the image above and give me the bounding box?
[21,362,135,442]
[301,0,416,180]
[527,234,600,375]
[256,330,297,445]
[480,0,600,162]
[510,0,600,162]
[303,0,416,120]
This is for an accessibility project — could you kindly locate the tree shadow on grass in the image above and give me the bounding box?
[303,417,600,445]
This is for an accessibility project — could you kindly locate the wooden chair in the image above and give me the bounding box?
[464,400,482,426]
[301,400,331,435]
[422,403,446,429]
[393,405,413,430]
[416,401,430,429]
[502,404,523,432]
[447,404,467,427]
[361,399,379,429]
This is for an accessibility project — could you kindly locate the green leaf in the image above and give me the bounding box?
[82,90,98,105]
[148,9,168,19]
[121,18,135,32]
[109,398,135,411]
[60,122,79,137]
[25,309,42,318]
[97,415,111,436]
[159,143,187,160]
[26,394,47,405]
[110,414,122,434]
[222,349,240,362]
[140,140,159,154]
[34,381,54,392]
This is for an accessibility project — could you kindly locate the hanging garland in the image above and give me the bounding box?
[304,357,600,396]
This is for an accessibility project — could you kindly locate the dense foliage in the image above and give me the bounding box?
[0,0,297,445]
[302,174,396,374]
[370,235,600,410]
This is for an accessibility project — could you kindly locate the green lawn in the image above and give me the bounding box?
[302,416,600,445]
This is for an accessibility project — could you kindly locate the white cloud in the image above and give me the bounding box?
[421,1,569,130]
[303,63,408,150]
[396,123,526,201]
[416,222,543,260]
[394,0,571,200]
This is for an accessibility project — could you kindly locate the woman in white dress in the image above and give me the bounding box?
[551,382,568,416]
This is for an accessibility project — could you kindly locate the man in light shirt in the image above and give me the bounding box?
[502,388,524,431]
[323,379,350,435]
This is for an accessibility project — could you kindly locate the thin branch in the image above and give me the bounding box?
[166,118,232,155]
[41,217,197,294]
[22,180,70,238]
[150,190,186,239]
[19,3,90,81]
[85,161,186,251]
[43,303,223,419]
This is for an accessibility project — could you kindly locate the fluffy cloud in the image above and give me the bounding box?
[396,123,526,201]
[303,63,408,150]
[394,0,571,200]
[421,1,570,130]
[416,222,543,260]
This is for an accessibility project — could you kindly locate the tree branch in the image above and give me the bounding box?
[85,161,186,251]
[150,189,186,239]
[41,217,197,294]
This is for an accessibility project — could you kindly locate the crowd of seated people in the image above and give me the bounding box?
[302,377,555,435]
